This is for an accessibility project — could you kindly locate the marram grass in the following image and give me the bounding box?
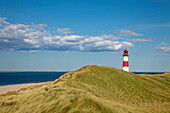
[0,65,170,113]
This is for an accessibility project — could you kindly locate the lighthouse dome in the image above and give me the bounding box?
[123,48,128,52]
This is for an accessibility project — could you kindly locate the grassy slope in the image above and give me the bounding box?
[0,65,170,113]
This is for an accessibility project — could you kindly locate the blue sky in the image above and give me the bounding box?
[0,0,170,72]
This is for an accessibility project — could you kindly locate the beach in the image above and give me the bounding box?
[0,82,44,94]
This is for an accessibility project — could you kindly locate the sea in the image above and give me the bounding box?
[0,72,67,86]
[0,72,165,86]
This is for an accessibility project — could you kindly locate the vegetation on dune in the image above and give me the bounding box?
[0,65,170,113]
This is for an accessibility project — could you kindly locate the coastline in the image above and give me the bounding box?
[0,82,45,94]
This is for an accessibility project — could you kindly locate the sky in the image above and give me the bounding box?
[0,0,170,72]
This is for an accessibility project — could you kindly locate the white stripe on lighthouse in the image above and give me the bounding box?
[123,67,129,71]
[123,56,128,61]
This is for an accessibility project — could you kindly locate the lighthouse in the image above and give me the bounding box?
[123,48,129,72]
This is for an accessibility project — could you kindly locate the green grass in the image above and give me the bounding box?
[0,65,170,113]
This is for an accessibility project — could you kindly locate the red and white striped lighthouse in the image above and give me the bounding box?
[123,48,129,72]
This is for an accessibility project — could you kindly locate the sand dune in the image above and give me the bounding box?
[0,65,169,113]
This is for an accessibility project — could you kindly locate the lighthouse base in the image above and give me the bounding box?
[123,67,129,72]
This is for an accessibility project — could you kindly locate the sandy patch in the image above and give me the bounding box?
[0,82,44,94]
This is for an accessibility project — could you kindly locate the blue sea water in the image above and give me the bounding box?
[132,72,165,74]
[0,72,67,86]
[0,72,165,86]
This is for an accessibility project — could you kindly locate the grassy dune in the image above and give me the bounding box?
[0,65,170,113]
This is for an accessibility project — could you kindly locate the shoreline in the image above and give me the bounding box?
[0,82,46,94]
[0,82,45,87]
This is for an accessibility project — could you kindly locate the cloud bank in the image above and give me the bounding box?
[0,16,151,53]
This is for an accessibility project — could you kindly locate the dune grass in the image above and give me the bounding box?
[0,65,170,113]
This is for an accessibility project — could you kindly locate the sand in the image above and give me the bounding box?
[0,82,44,94]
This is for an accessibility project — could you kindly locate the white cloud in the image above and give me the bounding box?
[93,40,133,51]
[24,38,38,44]
[62,51,69,54]
[57,28,73,35]
[155,42,170,53]
[127,39,152,42]
[154,46,170,53]
[0,17,9,26]
[82,36,102,43]
[120,29,143,36]
[18,50,38,53]
[0,16,140,52]
[0,17,7,22]
[0,21,50,39]
[62,35,84,41]
[94,40,114,47]
[32,24,47,29]
[0,39,9,42]
[158,42,166,46]
[9,48,14,51]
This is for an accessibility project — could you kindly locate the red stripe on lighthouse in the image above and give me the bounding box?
[123,61,129,67]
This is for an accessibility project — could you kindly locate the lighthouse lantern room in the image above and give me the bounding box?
[123,48,129,72]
